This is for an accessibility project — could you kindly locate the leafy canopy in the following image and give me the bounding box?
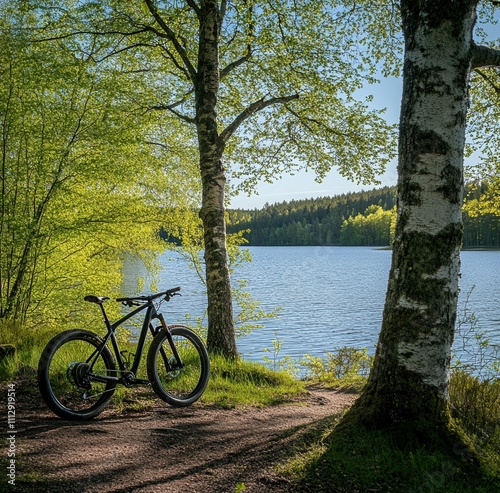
[0,4,199,329]
[28,0,401,196]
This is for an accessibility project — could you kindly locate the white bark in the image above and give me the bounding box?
[393,13,476,393]
[353,2,479,427]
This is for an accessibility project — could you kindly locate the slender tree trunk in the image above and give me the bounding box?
[350,1,477,432]
[196,1,237,359]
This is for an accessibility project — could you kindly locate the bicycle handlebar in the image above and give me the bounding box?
[116,287,181,305]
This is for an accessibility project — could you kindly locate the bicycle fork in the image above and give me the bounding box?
[156,313,184,372]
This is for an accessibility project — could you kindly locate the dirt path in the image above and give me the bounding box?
[12,383,357,492]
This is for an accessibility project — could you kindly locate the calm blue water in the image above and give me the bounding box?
[122,247,500,365]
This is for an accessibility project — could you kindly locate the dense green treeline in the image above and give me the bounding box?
[463,211,500,247]
[463,181,500,247]
[228,187,397,246]
[228,186,500,248]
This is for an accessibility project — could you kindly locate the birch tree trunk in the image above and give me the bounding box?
[196,1,237,359]
[351,0,479,431]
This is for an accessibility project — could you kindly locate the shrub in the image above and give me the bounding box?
[450,371,500,456]
[302,347,373,390]
[450,289,500,459]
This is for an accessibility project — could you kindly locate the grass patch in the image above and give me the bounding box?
[109,386,158,413]
[0,351,40,382]
[449,369,500,467]
[100,351,307,412]
[2,341,307,412]
[0,342,41,382]
[0,320,54,382]
[276,417,500,493]
[203,355,306,408]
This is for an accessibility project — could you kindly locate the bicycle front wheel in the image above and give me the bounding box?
[147,325,210,407]
[38,329,117,420]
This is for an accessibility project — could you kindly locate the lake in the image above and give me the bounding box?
[122,247,500,368]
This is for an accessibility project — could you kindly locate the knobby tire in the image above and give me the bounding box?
[38,329,117,420]
[147,325,210,407]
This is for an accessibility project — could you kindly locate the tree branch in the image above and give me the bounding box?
[148,101,195,124]
[144,140,176,151]
[220,0,227,23]
[220,52,252,80]
[91,41,159,62]
[219,94,299,144]
[219,0,227,37]
[32,27,153,44]
[286,106,350,138]
[471,43,500,69]
[159,45,192,81]
[149,87,195,112]
[185,0,201,18]
[143,0,197,82]
[220,1,254,80]
[475,69,500,94]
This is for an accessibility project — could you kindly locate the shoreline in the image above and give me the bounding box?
[240,245,500,251]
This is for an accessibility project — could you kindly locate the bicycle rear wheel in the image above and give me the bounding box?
[38,329,117,420]
[147,325,210,407]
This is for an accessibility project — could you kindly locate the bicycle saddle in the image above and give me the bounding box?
[84,295,110,304]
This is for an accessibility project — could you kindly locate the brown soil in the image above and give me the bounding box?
[11,381,357,493]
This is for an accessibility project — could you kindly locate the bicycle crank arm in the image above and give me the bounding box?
[129,378,151,385]
[90,374,120,384]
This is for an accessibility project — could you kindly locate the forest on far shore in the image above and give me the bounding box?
[227,185,500,248]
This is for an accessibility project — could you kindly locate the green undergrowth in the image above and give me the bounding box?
[301,346,373,391]
[449,370,500,461]
[204,355,306,408]
[275,415,500,493]
[0,337,307,411]
[0,321,52,382]
[98,355,308,412]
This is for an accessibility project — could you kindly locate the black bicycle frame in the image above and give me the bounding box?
[89,299,176,384]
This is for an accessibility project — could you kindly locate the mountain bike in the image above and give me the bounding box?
[38,287,210,420]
